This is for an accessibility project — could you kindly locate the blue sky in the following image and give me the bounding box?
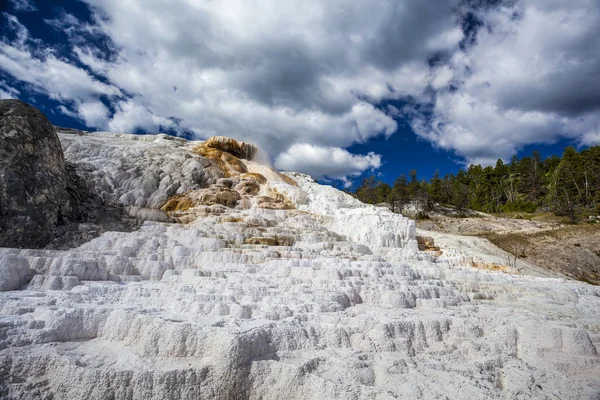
[1,0,598,188]
[347,122,573,188]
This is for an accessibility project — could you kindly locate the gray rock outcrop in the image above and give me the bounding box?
[0,100,69,248]
[0,254,33,291]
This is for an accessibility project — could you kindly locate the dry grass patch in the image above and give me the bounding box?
[480,224,600,285]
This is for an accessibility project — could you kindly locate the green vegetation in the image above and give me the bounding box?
[352,146,600,223]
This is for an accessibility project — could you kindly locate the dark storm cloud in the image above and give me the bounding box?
[364,0,462,70]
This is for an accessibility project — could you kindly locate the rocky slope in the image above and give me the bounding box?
[482,225,600,285]
[418,211,600,285]
[1,106,600,399]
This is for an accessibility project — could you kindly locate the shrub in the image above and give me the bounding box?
[416,211,430,220]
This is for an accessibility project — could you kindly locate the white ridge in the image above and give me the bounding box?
[0,132,599,399]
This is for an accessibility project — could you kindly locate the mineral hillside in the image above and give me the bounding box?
[0,100,599,399]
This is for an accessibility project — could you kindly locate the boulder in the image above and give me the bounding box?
[0,100,68,248]
[0,254,34,291]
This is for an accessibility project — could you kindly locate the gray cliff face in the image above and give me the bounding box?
[0,100,69,248]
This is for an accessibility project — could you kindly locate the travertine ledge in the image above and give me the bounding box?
[0,129,599,400]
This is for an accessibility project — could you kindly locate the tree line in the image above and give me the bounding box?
[352,146,600,222]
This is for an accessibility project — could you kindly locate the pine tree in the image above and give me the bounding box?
[389,175,409,213]
[352,145,599,219]
[374,183,392,204]
[429,170,443,205]
[452,181,469,212]
[408,170,419,199]
[552,147,582,223]
[356,176,378,204]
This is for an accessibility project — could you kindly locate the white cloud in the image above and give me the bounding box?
[0,89,15,99]
[1,1,463,180]
[0,81,20,99]
[274,143,382,184]
[57,105,78,119]
[407,0,600,165]
[408,92,578,166]
[9,0,36,12]
[64,0,461,179]
[430,66,454,91]
[0,14,120,104]
[106,100,176,134]
[0,13,123,131]
[76,101,110,128]
[2,0,599,180]
[0,46,120,101]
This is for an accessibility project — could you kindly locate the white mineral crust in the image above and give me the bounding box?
[0,132,599,399]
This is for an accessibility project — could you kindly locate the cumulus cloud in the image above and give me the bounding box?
[0,13,119,126]
[407,0,600,164]
[1,0,599,180]
[274,144,381,185]
[0,13,176,134]
[106,100,177,134]
[10,0,461,180]
[73,0,458,164]
[0,46,120,100]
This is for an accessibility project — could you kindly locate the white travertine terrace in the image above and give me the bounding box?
[0,132,599,399]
